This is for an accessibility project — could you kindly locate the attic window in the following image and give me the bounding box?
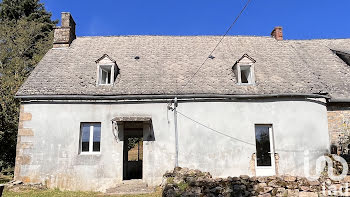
[99,65,112,85]
[333,50,350,66]
[240,65,252,84]
[95,54,118,86]
[232,54,256,85]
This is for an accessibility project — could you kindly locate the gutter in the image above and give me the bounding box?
[329,99,350,103]
[15,93,330,101]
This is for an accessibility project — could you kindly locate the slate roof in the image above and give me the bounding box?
[16,36,350,100]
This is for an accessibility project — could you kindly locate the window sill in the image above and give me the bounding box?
[98,84,113,86]
[79,152,101,156]
[237,83,255,86]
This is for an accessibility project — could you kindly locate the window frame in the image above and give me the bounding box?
[254,124,276,176]
[79,122,102,155]
[95,54,119,86]
[237,63,255,85]
[232,54,256,85]
[98,65,113,85]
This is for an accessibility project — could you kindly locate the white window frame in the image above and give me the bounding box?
[80,123,101,155]
[254,124,275,176]
[233,54,256,85]
[95,54,118,86]
[237,63,255,85]
[98,65,113,85]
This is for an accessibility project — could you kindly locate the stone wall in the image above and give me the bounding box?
[327,104,350,154]
[163,167,350,197]
[14,105,35,182]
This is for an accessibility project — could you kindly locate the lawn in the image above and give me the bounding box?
[1,168,161,197]
[2,187,162,197]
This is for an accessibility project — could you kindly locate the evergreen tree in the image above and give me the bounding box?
[0,0,57,169]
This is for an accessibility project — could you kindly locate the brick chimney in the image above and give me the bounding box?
[53,12,76,48]
[271,26,283,41]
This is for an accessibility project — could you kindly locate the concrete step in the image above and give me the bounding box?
[105,180,155,195]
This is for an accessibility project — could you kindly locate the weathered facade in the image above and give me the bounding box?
[328,104,350,154]
[14,12,350,191]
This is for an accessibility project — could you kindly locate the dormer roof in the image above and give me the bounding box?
[95,54,116,63]
[233,54,256,68]
[332,50,350,66]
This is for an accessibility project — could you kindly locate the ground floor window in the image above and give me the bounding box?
[80,123,101,153]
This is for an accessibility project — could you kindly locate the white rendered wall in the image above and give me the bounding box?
[16,98,329,191]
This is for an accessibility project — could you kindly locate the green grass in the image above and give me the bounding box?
[2,187,162,197]
[177,182,188,192]
[3,188,99,197]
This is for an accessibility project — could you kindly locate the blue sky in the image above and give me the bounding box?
[42,0,350,40]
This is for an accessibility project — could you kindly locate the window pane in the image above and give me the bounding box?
[128,137,143,161]
[93,123,101,152]
[240,66,251,83]
[81,124,90,152]
[107,71,111,84]
[101,70,107,84]
[100,66,112,85]
[255,126,271,166]
[241,70,249,83]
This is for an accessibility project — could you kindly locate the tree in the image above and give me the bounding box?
[0,0,52,22]
[0,0,57,169]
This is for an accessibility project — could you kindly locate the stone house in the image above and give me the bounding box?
[14,12,350,191]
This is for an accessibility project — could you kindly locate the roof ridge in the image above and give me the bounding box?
[75,35,350,40]
[285,38,350,41]
[75,35,272,38]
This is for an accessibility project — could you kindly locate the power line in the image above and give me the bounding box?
[181,0,252,89]
[177,110,321,153]
[176,110,255,146]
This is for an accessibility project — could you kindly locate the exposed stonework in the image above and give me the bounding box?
[327,104,350,154]
[249,153,280,176]
[162,167,350,196]
[250,153,256,175]
[18,128,33,136]
[19,110,32,121]
[14,105,33,182]
[271,26,283,41]
[275,153,280,175]
[53,12,76,48]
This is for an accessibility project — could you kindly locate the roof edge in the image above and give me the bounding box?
[329,99,350,103]
[15,93,330,101]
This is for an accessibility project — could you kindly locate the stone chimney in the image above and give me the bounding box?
[271,26,283,41]
[53,12,76,48]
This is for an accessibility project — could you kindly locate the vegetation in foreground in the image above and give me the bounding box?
[0,0,56,170]
[3,189,100,197]
[2,187,162,197]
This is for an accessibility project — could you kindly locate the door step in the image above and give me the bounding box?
[105,180,155,195]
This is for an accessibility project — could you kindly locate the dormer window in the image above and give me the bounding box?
[95,54,119,85]
[233,54,256,85]
[333,50,350,66]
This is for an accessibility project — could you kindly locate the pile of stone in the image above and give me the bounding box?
[4,180,46,192]
[162,167,350,197]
